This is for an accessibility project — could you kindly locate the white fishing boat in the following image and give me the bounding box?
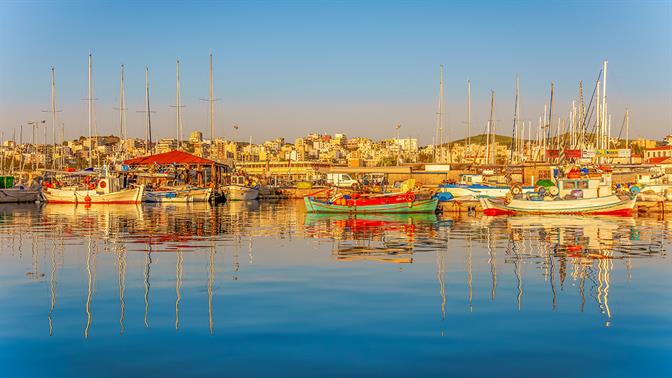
[480,174,635,215]
[42,178,144,204]
[437,174,533,199]
[224,175,259,201]
[480,194,635,216]
[224,185,259,201]
[145,186,212,203]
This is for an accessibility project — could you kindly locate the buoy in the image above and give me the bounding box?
[84,195,92,202]
[510,184,522,195]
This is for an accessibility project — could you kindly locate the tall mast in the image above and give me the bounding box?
[209,52,215,141]
[547,82,554,150]
[625,108,630,150]
[176,60,183,144]
[145,66,153,155]
[88,54,93,168]
[601,60,608,151]
[434,65,444,163]
[467,80,472,148]
[510,76,520,163]
[487,90,496,165]
[119,64,127,140]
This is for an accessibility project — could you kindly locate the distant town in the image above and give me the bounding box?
[1,129,669,174]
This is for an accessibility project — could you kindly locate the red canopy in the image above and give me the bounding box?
[124,150,217,166]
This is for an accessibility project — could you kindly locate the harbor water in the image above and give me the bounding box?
[0,200,670,377]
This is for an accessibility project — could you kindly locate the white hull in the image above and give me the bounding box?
[224,185,259,201]
[479,194,636,215]
[43,185,145,204]
[0,188,40,203]
[440,186,533,198]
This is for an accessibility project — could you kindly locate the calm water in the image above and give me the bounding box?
[0,201,670,377]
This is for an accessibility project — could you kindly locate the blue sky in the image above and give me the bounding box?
[0,0,670,143]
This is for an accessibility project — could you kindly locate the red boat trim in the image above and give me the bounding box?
[46,200,141,204]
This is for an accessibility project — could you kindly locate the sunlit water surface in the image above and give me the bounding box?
[0,201,670,377]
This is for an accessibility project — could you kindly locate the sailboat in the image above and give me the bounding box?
[42,55,144,204]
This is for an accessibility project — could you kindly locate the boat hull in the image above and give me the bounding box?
[43,185,145,204]
[304,196,438,213]
[145,187,212,203]
[225,185,259,201]
[479,194,636,216]
[439,185,533,198]
[0,188,40,203]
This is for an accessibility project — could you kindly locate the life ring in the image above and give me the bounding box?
[510,184,522,195]
[630,185,641,195]
[88,183,96,190]
[99,180,107,189]
[405,192,416,202]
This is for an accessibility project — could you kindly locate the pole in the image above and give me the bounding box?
[88,54,93,168]
[210,53,214,141]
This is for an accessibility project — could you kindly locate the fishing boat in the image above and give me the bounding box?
[42,177,144,204]
[0,176,40,203]
[224,185,259,201]
[0,186,41,203]
[437,174,533,199]
[144,185,212,203]
[304,192,438,213]
[480,194,635,216]
[224,175,259,201]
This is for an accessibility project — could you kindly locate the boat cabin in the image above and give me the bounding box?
[459,174,484,185]
[558,176,612,198]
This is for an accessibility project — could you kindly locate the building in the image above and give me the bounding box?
[644,146,672,162]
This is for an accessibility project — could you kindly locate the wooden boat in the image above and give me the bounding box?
[479,194,636,216]
[144,186,212,203]
[42,178,144,204]
[0,187,40,203]
[224,185,259,201]
[304,192,438,213]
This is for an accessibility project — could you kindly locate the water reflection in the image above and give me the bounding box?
[0,201,667,340]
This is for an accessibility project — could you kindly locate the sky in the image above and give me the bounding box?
[0,0,670,145]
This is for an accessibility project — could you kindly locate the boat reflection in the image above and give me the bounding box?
[304,213,439,264]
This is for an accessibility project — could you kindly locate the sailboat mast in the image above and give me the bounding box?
[510,77,519,163]
[119,64,127,140]
[145,66,153,155]
[601,60,608,151]
[467,80,472,148]
[176,60,183,144]
[88,54,93,168]
[209,53,215,141]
